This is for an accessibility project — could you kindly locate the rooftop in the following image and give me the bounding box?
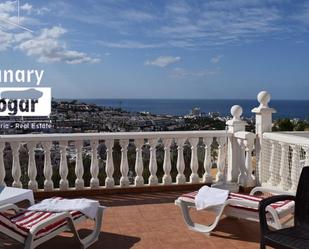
[0,191,260,249]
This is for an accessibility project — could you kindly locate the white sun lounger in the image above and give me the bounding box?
[0,199,105,249]
[175,186,294,234]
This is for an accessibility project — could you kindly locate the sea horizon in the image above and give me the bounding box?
[57,98,309,120]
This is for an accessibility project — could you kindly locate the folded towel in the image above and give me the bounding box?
[28,198,99,219]
[195,186,229,210]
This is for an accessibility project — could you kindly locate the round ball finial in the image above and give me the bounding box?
[257,91,270,107]
[230,105,243,120]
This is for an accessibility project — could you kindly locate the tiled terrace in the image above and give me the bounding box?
[0,191,260,249]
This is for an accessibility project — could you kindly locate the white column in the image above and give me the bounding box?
[216,137,226,182]
[203,137,213,184]
[252,91,276,185]
[0,142,6,186]
[120,140,129,187]
[291,145,301,192]
[189,138,199,183]
[105,140,115,188]
[90,140,99,189]
[59,141,69,190]
[148,139,158,185]
[27,142,38,191]
[75,141,84,190]
[226,105,247,182]
[237,139,247,186]
[11,142,22,188]
[279,143,290,190]
[42,142,53,191]
[305,146,309,166]
[162,139,172,185]
[244,137,255,187]
[134,139,144,186]
[176,138,186,184]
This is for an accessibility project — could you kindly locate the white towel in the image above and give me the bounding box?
[195,186,229,210]
[28,198,99,219]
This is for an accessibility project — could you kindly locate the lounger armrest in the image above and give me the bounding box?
[29,212,72,235]
[0,203,22,213]
[250,186,295,196]
[259,195,295,233]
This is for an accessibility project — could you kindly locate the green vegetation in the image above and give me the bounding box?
[273,119,309,131]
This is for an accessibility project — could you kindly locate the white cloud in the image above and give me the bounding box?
[0,1,100,64]
[18,26,100,64]
[211,55,223,64]
[145,56,181,67]
[99,40,164,49]
[170,67,219,79]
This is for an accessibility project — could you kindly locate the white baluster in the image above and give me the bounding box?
[11,142,22,188]
[203,137,213,184]
[134,139,144,186]
[90,140,99,189]
[162,139,172,185]
[189,138,199,184]
[59,141,69,190]
[75,140,84,190]
[42,142,53,191]
[105,140,115,188]
[291,145,301,191]
[176,138,186,184]
[148,139,158,185]
[269,140,280,186]
[279,143,290,190]
[237,139,247,186]
[27,142,38,191]
[120,140,129,187]
[216,137,226,182]
[0,142,6,186]
[244,138,255,187]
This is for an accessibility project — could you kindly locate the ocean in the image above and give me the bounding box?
[75,99,309,120]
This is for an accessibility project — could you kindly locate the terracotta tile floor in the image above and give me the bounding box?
[0,191,261,249]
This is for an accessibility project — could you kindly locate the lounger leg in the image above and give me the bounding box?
[66,206,105,249]
[24,234,34,249]
[178,200,225,234]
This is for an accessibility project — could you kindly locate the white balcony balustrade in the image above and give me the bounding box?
[1,90,307,195]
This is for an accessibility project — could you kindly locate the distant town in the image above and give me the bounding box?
[0,99,256,134]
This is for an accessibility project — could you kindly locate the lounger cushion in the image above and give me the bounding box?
[179,191,294,216]
[0,210,83,239]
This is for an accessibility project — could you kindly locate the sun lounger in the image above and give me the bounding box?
[175,186,294,234]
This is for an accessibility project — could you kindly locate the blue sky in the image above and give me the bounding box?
[0,0,309,99]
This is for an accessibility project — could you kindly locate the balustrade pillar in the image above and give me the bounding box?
[189,138,199,184]
[134,139,144,186]
[244,138,255,187]
[105,140,115,188]
[90,140,99,189]
[27,142,38,191]
[75,141,84,190]
[237,139,247,186]
[216,137,226,182]
[0,143,5,186]
[59,141,69,190]
[120,140,129,187]
[162,139,172,185]
[176,138,186,184]
[148,139,158,185]
[11,142,22,188]
[203,137,213,184]
[42,142,53,191]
